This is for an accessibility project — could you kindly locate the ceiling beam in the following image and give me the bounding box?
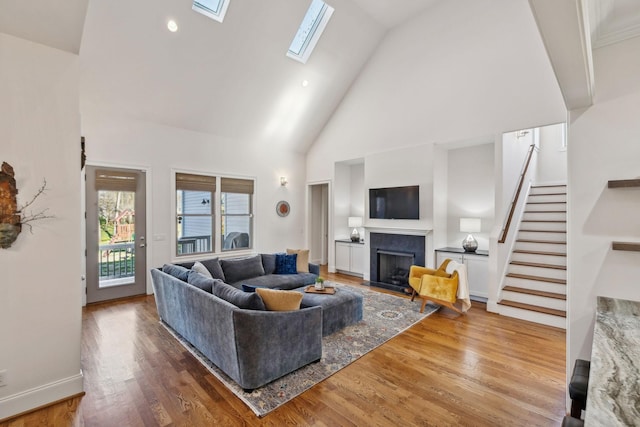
[529,0,594,110]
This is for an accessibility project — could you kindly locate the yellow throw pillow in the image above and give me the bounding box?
[286,248,310,273]
[256,288,303,311]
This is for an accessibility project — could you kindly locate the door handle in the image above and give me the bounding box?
[139,243,146,248]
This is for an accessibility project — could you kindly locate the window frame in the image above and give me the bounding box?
[192,0,230,23]
[287,0,335,64]
[175,172,216,258]
[220,177,255,253]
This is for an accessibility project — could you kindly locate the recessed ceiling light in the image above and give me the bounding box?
[167,20,178,32]
[301,80,309,87]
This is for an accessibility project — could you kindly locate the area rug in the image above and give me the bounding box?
[162,283,439,417]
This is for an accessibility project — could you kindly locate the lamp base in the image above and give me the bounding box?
[350,228,360,242]
[462,234,478,252]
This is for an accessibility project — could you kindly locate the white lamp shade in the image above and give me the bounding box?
[460,218,481,233]
[348,216,363,228]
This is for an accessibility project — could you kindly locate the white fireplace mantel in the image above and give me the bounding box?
[365,226,432,237]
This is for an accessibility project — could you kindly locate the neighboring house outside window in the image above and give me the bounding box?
[220,178,253,251]
[176,173,215,256]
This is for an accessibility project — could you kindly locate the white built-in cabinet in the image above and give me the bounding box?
[435,247,489,301]
[335,240,364,276]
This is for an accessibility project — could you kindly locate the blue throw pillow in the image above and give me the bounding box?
[275,253,297,274]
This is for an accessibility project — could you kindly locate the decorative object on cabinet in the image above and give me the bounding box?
[460,217,481,252]
[348,216,362,242]
[276,200,290,217]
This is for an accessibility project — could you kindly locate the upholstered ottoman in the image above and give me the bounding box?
[297,286,363,336]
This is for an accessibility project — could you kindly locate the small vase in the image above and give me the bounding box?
[315,281,324,291]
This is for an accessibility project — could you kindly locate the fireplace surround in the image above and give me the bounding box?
[369,232,426,293]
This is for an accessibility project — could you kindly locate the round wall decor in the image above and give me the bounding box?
[276,200,290,217]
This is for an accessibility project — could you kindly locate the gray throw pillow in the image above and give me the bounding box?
[200,258,226,281]
[220,254,265,284]
[213,281,266,310]
[192,261,212,279]
[187,270,216,293]
[162,264,190,282]
[261,253,277,275]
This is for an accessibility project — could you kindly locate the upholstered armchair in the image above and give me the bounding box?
[408,259,462,314]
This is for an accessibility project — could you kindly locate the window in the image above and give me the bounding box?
[220,178,254,251]
[192,0,230,23]
[176,173,215,256]
[287,0,334,64]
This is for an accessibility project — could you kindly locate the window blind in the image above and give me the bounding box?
[221,177,254,194]
[95,169,137,192]
[176,173,216,192]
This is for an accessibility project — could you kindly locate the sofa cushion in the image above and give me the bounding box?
[191,261,212,279]
[275,253,297,274]
[242,283,274,293]
[162,264,190,282]
[220,254,265,284]
[256,288,303,311]
[261,253,277,275]
[286,248,310,273]
[213,281,266,310]
[200,258,226,281]
[241,273,317,290]
[187,270,216,293]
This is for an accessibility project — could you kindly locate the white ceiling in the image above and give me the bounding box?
[1,0,640,152]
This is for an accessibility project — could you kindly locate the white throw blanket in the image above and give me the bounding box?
[445,260,472,312]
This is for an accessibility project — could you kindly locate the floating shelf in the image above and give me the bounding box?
[612,242,640,252]
[608,179,640,188]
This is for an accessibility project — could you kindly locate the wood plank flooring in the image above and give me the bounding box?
[2,268,567,426]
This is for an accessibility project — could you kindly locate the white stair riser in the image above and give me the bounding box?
[525,202,567,212]
[511,252,567,266]
[517,230,566,241]
[508,264,567,280]
[501,291,566,310]
[498,306,567,329]
[520,221,566,232]
[523,212,566,221]
[529,186,566,195]
[514,241,567,253]
[527,194,566,203]
[504,276,567,294]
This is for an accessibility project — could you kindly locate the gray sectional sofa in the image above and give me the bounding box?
[151,253,323,390]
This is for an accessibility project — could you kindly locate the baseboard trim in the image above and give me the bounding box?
[0,372,84,421]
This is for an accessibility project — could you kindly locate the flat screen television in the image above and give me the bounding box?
[369,185,419,220]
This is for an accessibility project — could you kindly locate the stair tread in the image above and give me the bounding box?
[521,220,566,223]
[502,286,566,300]
[517,239,567,245]
[513,249,567,257]
[527,201,567,205]
[510,260,566,270]
[524,210,566,213]
[532,184,567,188]
[498,300,566,317]
[519,229,566,233]
[506,273,566,284]
[529,192,567,196]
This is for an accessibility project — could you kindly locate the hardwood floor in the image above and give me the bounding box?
[2,268,567,426]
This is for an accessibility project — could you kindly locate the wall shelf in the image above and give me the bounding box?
[612,242,640,252]
[607,179,640,188]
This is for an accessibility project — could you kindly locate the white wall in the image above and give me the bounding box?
[446,143,495,251]
[306,0,565,183]
[81,109,309,282]
[567,36,640,368]
[0,33,83,419]
[537,123,567,183]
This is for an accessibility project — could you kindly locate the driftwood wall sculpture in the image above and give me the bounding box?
[0,162,51,249]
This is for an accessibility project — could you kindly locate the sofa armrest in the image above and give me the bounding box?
[309,263,320,275]
[232,306,322,389]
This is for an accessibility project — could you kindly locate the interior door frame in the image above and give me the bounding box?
[306,180,332,268]
[83,162,153,306]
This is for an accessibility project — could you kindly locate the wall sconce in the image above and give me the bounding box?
[460,218,481,252]
[280,176,288,187]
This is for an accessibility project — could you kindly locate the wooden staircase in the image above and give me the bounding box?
[498,184,567,329]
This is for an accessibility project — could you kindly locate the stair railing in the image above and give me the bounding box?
[499,143,537,244]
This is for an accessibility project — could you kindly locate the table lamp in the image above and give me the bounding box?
[348,217,362,242]
[460,218,481,252]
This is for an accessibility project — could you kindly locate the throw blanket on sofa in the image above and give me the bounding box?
[445,260,472,312]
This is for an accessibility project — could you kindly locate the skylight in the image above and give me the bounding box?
[287,0,334,64]
[192,0,230,23]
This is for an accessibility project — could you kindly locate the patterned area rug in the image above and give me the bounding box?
[163,283,439,417]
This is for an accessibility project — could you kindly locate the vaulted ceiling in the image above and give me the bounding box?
[1,0,640,152]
